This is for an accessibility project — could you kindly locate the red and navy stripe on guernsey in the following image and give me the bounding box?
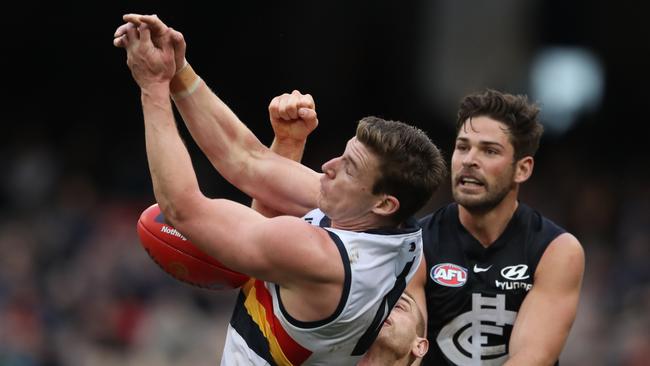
[230,279,312,365]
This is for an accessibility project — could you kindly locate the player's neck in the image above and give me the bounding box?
[358,349,407,366]
[458,191,519,248]
[331,212,395,232]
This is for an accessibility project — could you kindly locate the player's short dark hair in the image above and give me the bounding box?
[456,89,543,160]
[356,116,446,223]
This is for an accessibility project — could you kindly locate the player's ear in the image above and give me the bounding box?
[514,156,534,184]
[372,194,399,217]
[412,336,429,358]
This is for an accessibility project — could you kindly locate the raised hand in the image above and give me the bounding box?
[268,90,319,144]
[120,22,176,90]
[114,14,186,74]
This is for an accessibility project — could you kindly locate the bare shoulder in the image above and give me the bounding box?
[260,215,333,248]
[543,233,584,267]
[255,215,343,284]
[536,232,585,287]
[263,214,324,236]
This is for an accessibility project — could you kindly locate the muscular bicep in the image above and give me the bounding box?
[174,197,339,285]
[507,234,585,365]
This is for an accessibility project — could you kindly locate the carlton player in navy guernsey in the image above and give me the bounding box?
[420,202,567,365]
[408,90,585,365]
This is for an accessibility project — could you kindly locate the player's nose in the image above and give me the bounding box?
[321,157,340,178]
[461,148,478,167]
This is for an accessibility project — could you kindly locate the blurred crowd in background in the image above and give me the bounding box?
[2,1,649,365]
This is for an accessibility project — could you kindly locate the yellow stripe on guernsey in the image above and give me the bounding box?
[241,279,312,366]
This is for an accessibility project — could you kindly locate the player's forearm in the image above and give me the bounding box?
[506,317,568,366]
[504,350,557,366]
[172,73,319,216]
[506,309,569,365]
[141,85,202,224]
[269,137,307,162]
[172,72,268,187]
[506,324,568,366]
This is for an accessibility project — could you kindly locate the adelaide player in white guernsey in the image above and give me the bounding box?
[114,14,446,365]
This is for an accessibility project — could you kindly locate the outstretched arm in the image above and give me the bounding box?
[173,78,320,216]
[119,20,342,290]
[506,233,585,365]
[115,15,320,217]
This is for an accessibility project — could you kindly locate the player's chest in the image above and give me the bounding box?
[425,242,534,309]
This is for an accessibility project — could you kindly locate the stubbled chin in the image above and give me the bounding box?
[453,190,483,205]
[454,184,485,196]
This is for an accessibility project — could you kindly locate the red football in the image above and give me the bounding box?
[136,203,249,290]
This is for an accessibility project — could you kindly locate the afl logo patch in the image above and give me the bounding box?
[431,263,468,287]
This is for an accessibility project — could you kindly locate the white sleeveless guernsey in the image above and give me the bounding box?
[221,209,423,365]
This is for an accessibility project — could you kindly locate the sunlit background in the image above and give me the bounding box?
[2,1,649,365]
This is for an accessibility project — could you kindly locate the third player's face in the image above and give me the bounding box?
[318,137,382,224]
[373,293,424,358]
[451,116,517,212]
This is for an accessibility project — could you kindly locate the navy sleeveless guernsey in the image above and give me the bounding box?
[420,203,565,365]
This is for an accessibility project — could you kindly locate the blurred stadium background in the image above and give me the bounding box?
[2,1,649,365]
